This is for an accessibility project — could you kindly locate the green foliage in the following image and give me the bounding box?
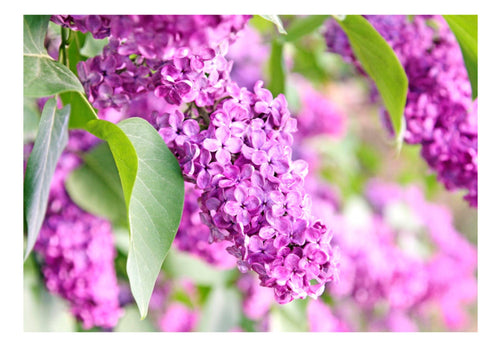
[65,143,128,226]
[259,15,287,34]
[24,15,84,97]
[268,40,286,96]
[118,118,185,319]
[24,97,41,143]
[284,15,330,42]
[335,15,409,150]
[23,98,70,259]
[443,15,478,100]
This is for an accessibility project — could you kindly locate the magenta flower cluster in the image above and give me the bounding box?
[324,15,478,206]
[156,80,339,304]
[31,132,122,330]
[308,178,477,331]
[51,15,340,304]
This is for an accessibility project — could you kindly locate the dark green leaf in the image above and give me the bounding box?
[65,143,128,226]
[443,15,478,100]
[24,15,84,97]
[284,15,330,42]
[335,15,408,150]
[259,15,287,34]
[268,40,286,97]
[24,98,70,260]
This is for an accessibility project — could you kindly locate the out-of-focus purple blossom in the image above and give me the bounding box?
[237,273,274,325]
[307,299,350,332]
[306,175,476,331]
[323,15,477,207]
[32,145,122,330]
[292,75,346,141]
[148,277,199,332]
[227,25,269,89]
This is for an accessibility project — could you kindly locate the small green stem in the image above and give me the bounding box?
[58,26,70,68]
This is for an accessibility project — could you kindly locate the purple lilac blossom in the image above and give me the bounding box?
[324,15,477,207]
[30,131,122,330]
[308,179,477,331]
[155,80,340,304]
[55,15,341,303]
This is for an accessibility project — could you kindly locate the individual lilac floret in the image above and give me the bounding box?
[156,80,340,304]
[323,15,477,207]
[32,148,122,330]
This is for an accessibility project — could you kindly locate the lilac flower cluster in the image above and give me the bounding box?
[323,15,478,206]
[52,15,250,119]
[308,178,476,331]
[30,131,122,330]
[156,80,340,303]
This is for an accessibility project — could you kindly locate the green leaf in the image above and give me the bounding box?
[335,15,408,150]
[24,15,84,97]
[284,15,330,42]
[443,15,478,100]
[119,118,185,319]
[84,119,138,206]
[24,97,41,143]
[60,91,99,129]
[197,285,242,332]
[24,98,70,260]
[65,143,128,226]
[80,34,109,58]
[268,40,286,97]
[87,118,185,318]
[259,15,287,34]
